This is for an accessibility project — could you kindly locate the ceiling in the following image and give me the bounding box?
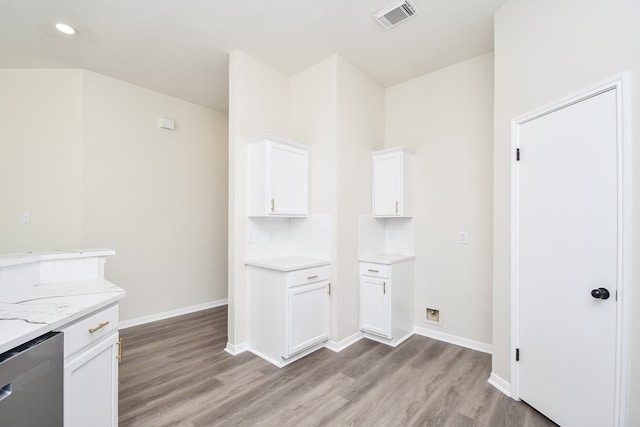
[0,0,508,113]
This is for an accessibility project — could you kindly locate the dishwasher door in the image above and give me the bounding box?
[0,331,63,427]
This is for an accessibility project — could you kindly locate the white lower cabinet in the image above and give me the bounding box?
[359,260,414,346]
[288,281,330,355]
[248,264,330,367]
[58,304,120,427]
[360,275,391,338]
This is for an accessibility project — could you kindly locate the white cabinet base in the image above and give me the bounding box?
[359,259,414,347]
[64,332,119,427]
[247,263,330,368]
[361,330,413,347]
[58,304,120,427]
[247,340,327,368]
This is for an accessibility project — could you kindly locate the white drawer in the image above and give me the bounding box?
[61,304,119,359]
[360,262,390,278]
[287,265,330,287]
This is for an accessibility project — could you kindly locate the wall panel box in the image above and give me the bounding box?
[157,117,175,130]
[247,134,309,217]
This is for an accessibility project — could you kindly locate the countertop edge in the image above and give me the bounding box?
[50,292,126,331]
[245,258,331,272]
[0,248,116,268]
[359,254,415,265]
[0,282,126,354]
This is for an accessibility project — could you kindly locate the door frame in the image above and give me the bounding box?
[510,74,631,425]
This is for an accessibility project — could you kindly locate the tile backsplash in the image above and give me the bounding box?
[0,256,104,293]
[246,214,413,261]
[246,214,331,260]
[359,215,415,257]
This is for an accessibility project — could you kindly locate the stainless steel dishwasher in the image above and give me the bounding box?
[0,331,63,427]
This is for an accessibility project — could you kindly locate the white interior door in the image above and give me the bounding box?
[516,89,618,427]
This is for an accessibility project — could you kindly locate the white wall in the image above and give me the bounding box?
[0,69,84,252]
[290,56,341,338]
[385,53,494,345]
[80,71,229,322]
[493,0,640,424]
[335,57,385,339]
[228,53,384,346]
[291,55,385,341]
[0,69,229,323]
[227,51,291,346]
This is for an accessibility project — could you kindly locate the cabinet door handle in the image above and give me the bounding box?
[383,281,386,294]
[396,201,399,213]
[367,269,379,273]
[307,275,318,280]
[88,321,110,334]
[328,282,331,296]
[270,198,275,212]
[117,338,123,363]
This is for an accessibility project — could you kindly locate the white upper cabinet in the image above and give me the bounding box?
[372,147,413,217]
[247,135,309,217]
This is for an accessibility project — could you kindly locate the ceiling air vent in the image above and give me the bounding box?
[373,0,419,29]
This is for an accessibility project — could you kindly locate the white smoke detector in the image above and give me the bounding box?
[373,0,419,29]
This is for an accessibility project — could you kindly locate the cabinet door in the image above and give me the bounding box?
[269,142,309,216]
[373,152,401,217]
[360,276,391,338]
[287,281,329,356]
[64,333,118,427]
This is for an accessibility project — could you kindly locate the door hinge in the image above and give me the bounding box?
[516,148,520,161]
[516,348,520,362]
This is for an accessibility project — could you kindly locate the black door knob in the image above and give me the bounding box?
[591,287,610,300]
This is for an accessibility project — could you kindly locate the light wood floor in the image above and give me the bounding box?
[119,306,556,427]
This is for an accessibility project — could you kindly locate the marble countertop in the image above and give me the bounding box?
[359,253,415,264]
[0,248,115,268]
[0,278,126,354]
[246,256,330,272]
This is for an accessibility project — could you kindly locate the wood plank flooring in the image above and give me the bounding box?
[119,306,556,427]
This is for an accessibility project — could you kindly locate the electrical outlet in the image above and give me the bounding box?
[459,231,468,244]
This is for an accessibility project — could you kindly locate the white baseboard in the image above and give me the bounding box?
[325,331,364,352]
[488,372,512,397]
[119,298,228,329]
[414,325,492,354]
[225,341,248,356]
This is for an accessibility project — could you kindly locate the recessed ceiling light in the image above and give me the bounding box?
[55,23,78,35]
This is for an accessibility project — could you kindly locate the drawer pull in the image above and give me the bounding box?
[307,275,318,280]
[328,282,332,296]
[88,321,110,334]
[367,269,379,273]
[383,281,386,294]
